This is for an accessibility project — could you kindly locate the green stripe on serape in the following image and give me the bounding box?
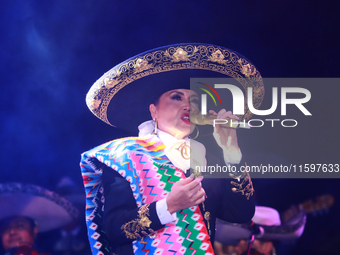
[177,208,204,255]
[156,163,181,191]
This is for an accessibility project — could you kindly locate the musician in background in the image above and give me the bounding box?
[214,206,306,255]
[0,216,48,255]
[0,183,78,255]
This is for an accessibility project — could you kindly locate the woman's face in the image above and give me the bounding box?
[149,89,199,139]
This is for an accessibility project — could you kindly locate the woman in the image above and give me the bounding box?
[81,43,264,255]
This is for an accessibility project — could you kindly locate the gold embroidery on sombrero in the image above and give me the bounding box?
[238,58,257,78]
[134,59,153,73]
[208,49,227,64]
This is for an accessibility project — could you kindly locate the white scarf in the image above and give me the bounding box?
[138,120,207,173]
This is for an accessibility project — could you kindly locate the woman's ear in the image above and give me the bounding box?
[149,104,157,120]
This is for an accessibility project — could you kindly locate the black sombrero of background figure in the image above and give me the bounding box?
[0,182,78,232]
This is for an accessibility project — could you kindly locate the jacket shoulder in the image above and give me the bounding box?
[82,135,165,158]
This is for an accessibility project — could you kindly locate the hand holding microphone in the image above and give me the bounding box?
[191,109,243,164]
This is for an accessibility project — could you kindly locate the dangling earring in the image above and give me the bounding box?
[151,119,158,135]
[191,126,199,139]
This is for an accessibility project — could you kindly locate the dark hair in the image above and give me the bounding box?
[151,94,161,106]
[0,216,36,236]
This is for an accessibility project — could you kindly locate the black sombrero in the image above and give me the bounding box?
[0,183,79,232]
[215,206,306,245]
[86,43,265,134]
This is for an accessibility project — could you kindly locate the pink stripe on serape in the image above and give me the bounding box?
[130,152,166,204]
[153,224,184,255]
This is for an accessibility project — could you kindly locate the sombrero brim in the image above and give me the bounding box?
[0,183,79,232]
[86,43,264,134]
[215,210,306,245]
[215,218,254,246]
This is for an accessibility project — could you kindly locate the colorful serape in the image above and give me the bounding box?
[81,135,214,255]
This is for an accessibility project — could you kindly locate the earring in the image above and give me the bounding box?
[151,119,158,135]
[191,126,199,139]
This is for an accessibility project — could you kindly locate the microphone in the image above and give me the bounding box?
[190,112,250,129]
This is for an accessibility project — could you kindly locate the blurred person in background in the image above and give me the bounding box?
[0,183,78,255]
[214,206,306,255]
[52,177,91,255]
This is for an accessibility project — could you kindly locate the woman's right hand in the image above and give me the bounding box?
[166,175,206,214]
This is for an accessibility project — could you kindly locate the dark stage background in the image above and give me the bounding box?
[1,1,339,254]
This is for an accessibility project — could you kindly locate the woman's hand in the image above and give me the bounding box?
[209,109,242,164]
[166,175,205,214]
